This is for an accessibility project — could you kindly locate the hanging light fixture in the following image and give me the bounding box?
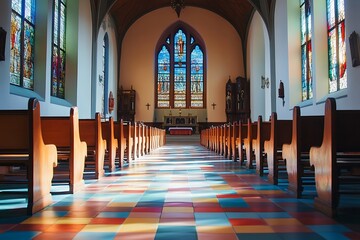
[171,0,185,18]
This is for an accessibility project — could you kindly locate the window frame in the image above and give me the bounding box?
[10,0,36,90]
[51,0,67,99]
[326,0,347,93]
[155,22,206,109]
[300,0,313,101]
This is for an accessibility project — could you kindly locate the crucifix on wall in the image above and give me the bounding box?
[146,103,150,110]
[211,103,216,110]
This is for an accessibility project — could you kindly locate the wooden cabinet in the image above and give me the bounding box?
[225,76,250,123]
[117,86,136,122]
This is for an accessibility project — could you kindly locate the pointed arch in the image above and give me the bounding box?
[155,21,206,109]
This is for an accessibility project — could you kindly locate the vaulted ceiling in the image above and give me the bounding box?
[91,0,276,46]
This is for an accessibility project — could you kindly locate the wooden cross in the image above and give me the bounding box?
[211,102,216,110]
[146,103,150,110]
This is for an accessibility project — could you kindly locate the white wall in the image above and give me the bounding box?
[247,11,267,120]
[96,14,118,120]
[120,7,244,122]
[74,0,92,119]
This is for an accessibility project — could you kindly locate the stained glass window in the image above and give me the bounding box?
[10,0,36,90]
[327,0,346,93]
[300,0,312,101]
[190,45,204,107]
[51,0,67,98]
[156,24,206,109]
[157,46,170,108]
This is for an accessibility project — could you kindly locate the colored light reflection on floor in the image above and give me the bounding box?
[0,135,359,240]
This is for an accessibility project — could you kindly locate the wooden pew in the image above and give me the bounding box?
[79,113,107,179]
[238,121,248,166]
[231,122,239,161]
[0,98,57,215]
[309,98,360,217]
[123,121,134,163]
[114,119,126,168]
[282,106,323,198]
[218,125,223,155]
[132,122,138,160]
[138,122,145,157]
[252,116,271,176]
[243,118,257,169]
[264,112,292,184]
[101,117,118,172]
[41,107,87,193]
[226,123,233,159]
[223,124,230,157]
[144,125,150,154]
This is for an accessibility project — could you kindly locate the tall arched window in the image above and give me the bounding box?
[300,0,313,101]
[10,0,36,90]
[101,34,109,116]
[51,0,67,98]
[156,22,206,109]
[327,0,346,93]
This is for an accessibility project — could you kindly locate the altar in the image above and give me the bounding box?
[163,116,198,134]
[168,127,193,135]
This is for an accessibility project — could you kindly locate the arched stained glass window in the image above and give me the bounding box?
[190,45,204,107]
[157,45,170,108]
[156,23,206,109]
[327,0,346,93]
[51,0,67,98]
[10,0,36,90]
[300,0,312,101]
[174,29,187,108]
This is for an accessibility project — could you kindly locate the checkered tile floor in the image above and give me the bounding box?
[0,136,359,239]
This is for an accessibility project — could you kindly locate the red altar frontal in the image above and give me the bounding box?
[168,127,193,135]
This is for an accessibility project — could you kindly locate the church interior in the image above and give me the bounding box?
[0,0,360,239]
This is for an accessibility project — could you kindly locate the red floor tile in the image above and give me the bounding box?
[44,224,86,232]
[33,232,78,240]
[229,218,267,226]
[194,207,224,212]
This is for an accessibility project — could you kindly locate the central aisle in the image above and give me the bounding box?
[2,135,358,240]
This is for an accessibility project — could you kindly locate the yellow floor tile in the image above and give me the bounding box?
[197,225,235,233]
[128,212,161,218]
[192,198,218,203]
[107,202,137,207]
[211,185,232,190]
[162,207,194,213]
[118,223,158,233]
[55,217,92,224]
[124,218,159,224]
[236,190,259,194]
[233,225,275,233]
[21,217,58,225]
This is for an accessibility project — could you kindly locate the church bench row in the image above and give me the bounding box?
[309,98,360,217]
[0,98,165,215]
[201,97,360,217]
[0,98,57,215]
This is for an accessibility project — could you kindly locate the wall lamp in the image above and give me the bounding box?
[261,76,269,89]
